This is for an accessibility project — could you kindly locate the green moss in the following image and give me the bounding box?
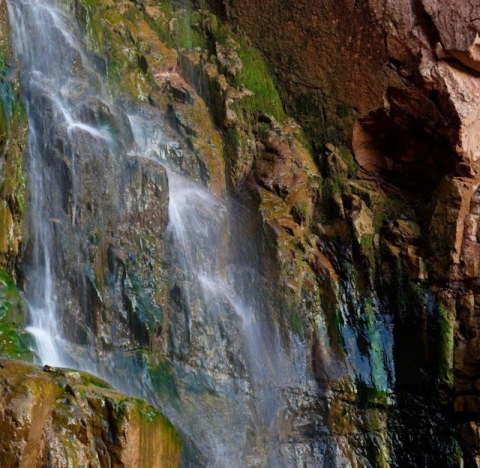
[125,268,164,341]
[336,103,350,119]
[338,146,358,178]
[75,0,153,101]
[0,322,37,362]
[75,0,104,53]
[135,398,163,424]
[293,201,310,227]
[0,271,36,362]
[438,303,454,386]
[359,234,377,274]
[288,311,304,339]
[79,372,112,389]
[360,234,374,251]
[227,34,286,121]
[0,270,28,326]
[373,193,412,232]
[145,5,207,51]
[148,354,179,403]
[153,7,286,122]
[254,121,271,140]
[293,129,313,154]
[172,13,208,51]
[330,308,345,349]
[356,380,389,408]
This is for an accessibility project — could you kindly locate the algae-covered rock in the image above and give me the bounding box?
[0,270,37,362]
[0,269,27,324]
[0,359,181,468]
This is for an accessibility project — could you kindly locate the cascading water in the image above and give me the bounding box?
[6,0,88,367]
[6,0,326,466]
[128,113,317,467]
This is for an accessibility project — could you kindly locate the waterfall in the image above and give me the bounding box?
[127,106,311,468]
[7,0,81,367]
[6,0,323,466]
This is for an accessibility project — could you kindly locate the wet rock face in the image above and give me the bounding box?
[21,91,171,352]
[0,359,181,468]
[58,1,473,465]
[202,0,480,464]
[13,0,226,357]
[80,155,170,351]
[5,0,480,466]
[0,0,27,273]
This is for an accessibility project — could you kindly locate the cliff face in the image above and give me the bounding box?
[208,0,480,465]
[213,0,480,168]
[3,0,480,466]
[0,0,27,274]
[0,0,182,465]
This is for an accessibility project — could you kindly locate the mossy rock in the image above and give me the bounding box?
[0,323,37,362]
[133,348,180,404]
[0,270,28,325]
[144,5,286,123]
[0,271,37,362]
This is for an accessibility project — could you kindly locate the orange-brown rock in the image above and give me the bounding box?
[215,0,391,147]
[0,359,181,468]
[214,0,480,187]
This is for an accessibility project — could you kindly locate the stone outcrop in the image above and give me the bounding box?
[0,359,181,468]
[210,0,480,174]
[66,0,480,465]
[197,0,480,465]
[37,0,230,357]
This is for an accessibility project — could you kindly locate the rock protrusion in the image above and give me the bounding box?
[0,359,181,468]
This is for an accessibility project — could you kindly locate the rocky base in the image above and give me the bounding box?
[0,359,181,468]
